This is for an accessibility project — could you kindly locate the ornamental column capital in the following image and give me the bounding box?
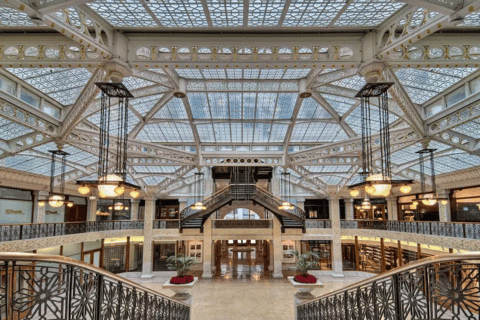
[359,61,386,83]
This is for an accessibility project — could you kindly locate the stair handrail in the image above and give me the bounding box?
[0,252,190,319]
[254,186,306,221]
[180,185,232,221]
[297,252,480,319]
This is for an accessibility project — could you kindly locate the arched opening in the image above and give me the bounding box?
[223,208,261,220]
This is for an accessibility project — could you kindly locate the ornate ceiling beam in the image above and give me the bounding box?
[288,165,327,193]
[312,68,358,87]
[0,132,51,159]
[4,0,113,58]
[395,0,463,14]
[129,91,174,138]
[311,92,356,138]
[35,0,95,13]
[284,93,303,152]
[156,165,196,195]
[181,96,201,157]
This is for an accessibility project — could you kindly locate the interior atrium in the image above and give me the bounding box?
[2,0,480,319]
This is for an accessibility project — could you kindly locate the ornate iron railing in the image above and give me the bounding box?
[179,185,233,222]
[0,253,189,320]
[253,186,305,222]
[0,220,144,242]
[305,220,332,228]
[297,253,480,320]
[212,219,272,229]
[340,220,480,239]
[153,219,180,229]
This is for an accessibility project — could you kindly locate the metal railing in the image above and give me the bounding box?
[0,253,189,320]
[179,185,233,222]
[212,219,272,229]
[340,219,480,239]
[305,219,332,228]
[297,253,480,320]
[0,220,144,242]
[253,186,305,222]
[153,219,180,229]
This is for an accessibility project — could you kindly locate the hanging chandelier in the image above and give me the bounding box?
[415,146,447,206]
[348,82,412,197]
[191,172,206,210]
[279,172,294,210]
[48,149,74,208]
[76,82,140,198]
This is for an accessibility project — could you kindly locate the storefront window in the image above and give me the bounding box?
[301,240,331,270]
[452,187,480,222]
[354,198,387,220]
[96,199,131,221]
[156,199,179,219]
[304,199,329,219]
[153,241,177,271]
[398,195,439,221]
[104,238,127,273]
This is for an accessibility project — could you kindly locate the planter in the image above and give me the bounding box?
[288,276,324,299]
[162,277,198,300]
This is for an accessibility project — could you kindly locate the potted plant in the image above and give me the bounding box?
[287,250,324,299]
[162,254,198,300]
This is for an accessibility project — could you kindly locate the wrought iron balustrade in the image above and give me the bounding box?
[253,186,306,222]
[305,220,332,229]
[0,220,144,242]
[179,185,233,222]
[153,219,180,229]
[0,253,189,320]
[297,253,480,320]
[340,219,480,239]
[212,219,272,229]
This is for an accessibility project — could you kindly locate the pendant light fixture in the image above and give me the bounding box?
[191,172,206,210]
[48,149,73,208]
[348,82,412,197]
[416,146,447,206]
[279,172,294,210]
[76,82,140,198]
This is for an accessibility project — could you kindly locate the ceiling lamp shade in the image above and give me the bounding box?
[38,201,45,207]
[348,81,412,197]
[114,202,124,210]
[422,199,438,206]
[279,201,295,210]
[76,82,140,198]
[440,200,448,205]
[77,185,91,195]
[350,190,360,197]
[66,202,74,208]
[192,201,207,210]
[130,190,140,199]
[361,199,371,210]
[400,185,412,194]
[49,195,64,208]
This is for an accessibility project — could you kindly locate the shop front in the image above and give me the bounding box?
[354,198,388,220]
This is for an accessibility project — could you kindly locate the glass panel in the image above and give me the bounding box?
[20,88,40,108]
[0,74,16,96]
[43,101,61,119]
[446,86,467,107]
[334,0,405,27]
[88,1,158,27]
[425,100,444,117]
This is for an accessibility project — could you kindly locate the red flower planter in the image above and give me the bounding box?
[293,274,317,284]
[170,275,194,285]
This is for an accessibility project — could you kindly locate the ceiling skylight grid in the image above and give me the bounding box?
[282,0,346,27]
[130,94,165,116]
[148,0,209,28]
[451,120,480,139]
[297,99,333,119]
[8,68,92,105]
[87,0,158,27]
[322,93,356,116]
[333,0,404,27]
[208,0,243,27]
[154,98,189,119]
[0,7,37,26]
[0,118,33,141]
[248,0,286,26]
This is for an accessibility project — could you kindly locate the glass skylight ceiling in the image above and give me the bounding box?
[0,155,74,175]
[177,69,311,80]
[291,122,348,142]
[0,118,33,141]
[395,68,478,104]
[0,6,38,26]
[197,122,288,143]
[86,0,403,29]
[7,68,92,105]
[137,123,194,143]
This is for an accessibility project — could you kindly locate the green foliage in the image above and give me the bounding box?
[288,250,321,276]
[166,253,196,277]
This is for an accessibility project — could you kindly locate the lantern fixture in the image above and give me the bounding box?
[191,171,207,211]
[47,149,73,208]
[416,146,447,206]
[77,185,90,195]
[399,185,412,194]
[278,172,295,210]
[76,82,140,198]
[350,189,360,197]
[348,82,412,197]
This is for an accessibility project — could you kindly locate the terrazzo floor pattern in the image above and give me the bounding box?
[132,275,364,320]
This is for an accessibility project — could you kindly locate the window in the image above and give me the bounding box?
[43,101,61,119]
[425,100,444,118]
[20,87,40,108]
[309,210,318,218]
[0,74,16,96]
[470,76,480,94]
[446,86,467,107]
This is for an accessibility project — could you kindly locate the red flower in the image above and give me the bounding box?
[293,274,317,284]
[170,275,194,284]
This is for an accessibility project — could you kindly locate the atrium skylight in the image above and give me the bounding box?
[291,122,349,142]
[0,118,33,141]
[176,69,311,80]
[137,123,194,143]
[0,6,37,26]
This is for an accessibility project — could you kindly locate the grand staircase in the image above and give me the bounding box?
[179,185,306,231]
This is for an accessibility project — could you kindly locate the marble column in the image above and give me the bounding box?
[329,197,344,277]
[438,190,451,222]
[271,166,281,197]
[269,241,274,271]
[34,191,49,223]
[387,196,398,221]
[130,199,140,220]
[202,216,213,278]
[141,197,156,278]
[345,198,354,220]
[179,199,187,212]
[204,166,213,197]
[296,198,305,211]
[86,197,98,222]
[272,216,283,278]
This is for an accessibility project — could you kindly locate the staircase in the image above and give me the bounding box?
[180,185,306,231]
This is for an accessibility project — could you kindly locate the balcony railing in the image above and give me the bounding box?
[297,253,480,320]
[153,219,180,229]
[341,219,480,239]
[0,253,190,320]
[305,220,332,229]
[0,220,144,242]
[212,219,272,229]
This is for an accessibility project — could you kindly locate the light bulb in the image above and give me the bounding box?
[67,202,74,208]
[77,185,90,195]
[440,200,448,205]
[125,206,129,210]
[97,174,123,198]
[48,195,64,208]
[129,190,140,199]
[114,186,125,196]
[114,202,124,210]
[365,185,376,195]
[399,185,412,194]
[350,190,359,197]
[108,206,113,210]
[422,199,437,206]
[412,201,418,206]
[365,174,392,197]
[38,201,45,207]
